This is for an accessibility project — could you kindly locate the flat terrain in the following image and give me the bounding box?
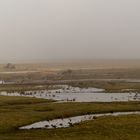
[0,60,140,83]
[1,80,140,93]
[0,96,140,140]
[0,61,140,139]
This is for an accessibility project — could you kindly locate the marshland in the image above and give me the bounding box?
[1,0,140,139]
[0,61,140,140]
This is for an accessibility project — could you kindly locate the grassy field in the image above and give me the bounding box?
[3,115,140,140]
[1,80,140,93]
[1,68,140,83]
[0,61,140,83]
[68,80,140,92]
[1,66,140,93]
[0,62,140,139]
[0,96,140,140]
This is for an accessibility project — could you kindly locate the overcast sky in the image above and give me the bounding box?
[0,0,140,63]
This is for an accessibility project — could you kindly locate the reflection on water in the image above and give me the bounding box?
[0,85,140,102]
[20,111,140,130]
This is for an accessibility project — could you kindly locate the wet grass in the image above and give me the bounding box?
[2,115,140,140]
[68,81,140,92]
[0,84,49,92]
[1,80,140,93]
[0,96,140,139]
[1,67,140,93]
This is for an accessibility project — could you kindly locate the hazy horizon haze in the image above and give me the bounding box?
[0,0,140,63]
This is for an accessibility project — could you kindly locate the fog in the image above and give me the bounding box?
[0,0,140,63]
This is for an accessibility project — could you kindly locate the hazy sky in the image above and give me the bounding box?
[0,0,140,62]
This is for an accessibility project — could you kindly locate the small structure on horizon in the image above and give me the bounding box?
[4,63,16,70]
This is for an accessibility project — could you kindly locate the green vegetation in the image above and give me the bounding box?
[1,68,140,93]
[0,66,140,139]
[0,96,140,140]
[4,115,140,140]
[0,84,49,92]
[69,81,140,92]
[1,80,140,93]
[1,67,140,84]
[58,68,140,80]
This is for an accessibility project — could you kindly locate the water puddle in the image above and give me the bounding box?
[0,71,39,74]
[0,85,140,102]
[19,111,140,130]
